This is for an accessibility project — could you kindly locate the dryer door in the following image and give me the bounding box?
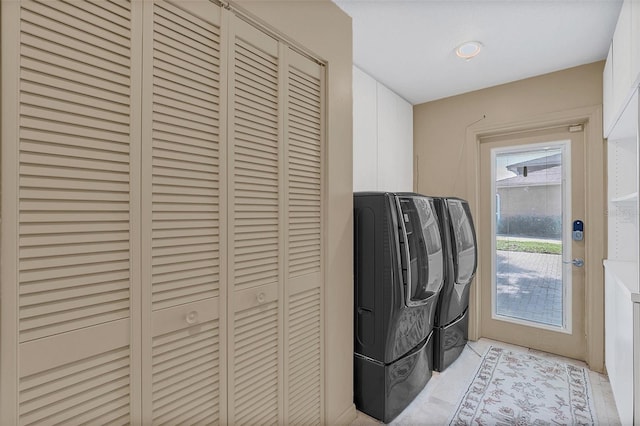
[446,199,477,285]
[397,196,445,307]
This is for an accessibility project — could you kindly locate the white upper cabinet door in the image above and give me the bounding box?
[377,84,413,192]
[398,95,414,191]
[631,0,640,87]
[612,0,633,119]
[353,67,379,191]
[604,45,615,137]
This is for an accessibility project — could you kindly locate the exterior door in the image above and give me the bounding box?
[478,126,587,360]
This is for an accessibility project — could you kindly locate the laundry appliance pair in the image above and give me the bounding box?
[353,192,477,422]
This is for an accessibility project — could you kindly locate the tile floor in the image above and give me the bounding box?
[352,338,620,425]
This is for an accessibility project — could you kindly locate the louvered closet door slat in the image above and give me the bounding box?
[229,16,281,425]
[16,0,136,420]
[151,317,220,423]
[287,52,322,282]
[145,1,223,424]
[19,320,131,425]
[150,0,221,311]
[285,49,324,425]
[20,10,130,60]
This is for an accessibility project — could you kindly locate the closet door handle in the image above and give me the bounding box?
[257,292,266,304]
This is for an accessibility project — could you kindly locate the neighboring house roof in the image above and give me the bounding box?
[496,165,562,187]
[506,152,561,175]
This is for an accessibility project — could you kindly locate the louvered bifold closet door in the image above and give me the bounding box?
[227,16,282,425]
[283,49,325,425]
[140,1,225,424]
[11,0,140,424]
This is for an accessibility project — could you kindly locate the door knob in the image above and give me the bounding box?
[185,310,199,324]
[563,258,584,267]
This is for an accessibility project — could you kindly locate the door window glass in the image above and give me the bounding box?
[493,145,566,328]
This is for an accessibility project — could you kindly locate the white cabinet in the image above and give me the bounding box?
[604,0,638,137]
[613,1,632,115]
[632,0,640,88]
[353,67,413,192]
[607,93,638,263]
[353,67,379,191]
[635,301,640,422]
[604,47,615,134]
[377,83,413,192]
[604,261,639,425]
[604,4,640,419]
[604,83,640,424]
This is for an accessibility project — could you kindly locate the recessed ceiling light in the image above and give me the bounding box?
[455,41,483,60]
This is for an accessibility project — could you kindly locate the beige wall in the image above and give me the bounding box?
[414,62,604,198]
[414,61,606,370]
[235,1,355,423]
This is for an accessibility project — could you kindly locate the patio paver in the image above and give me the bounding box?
[495,249,563,327]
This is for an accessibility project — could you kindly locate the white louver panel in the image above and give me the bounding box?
[287,287,322,424]
[18,0,133,343]
[151,0,221,311]
[152,319,221,424]
[232,20,280,292]
[233,301,279,425]
[287,52,322,279]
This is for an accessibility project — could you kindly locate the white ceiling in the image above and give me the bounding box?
[333,0,623,105]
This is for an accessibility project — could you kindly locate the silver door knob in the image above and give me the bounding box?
[563,258,584,267]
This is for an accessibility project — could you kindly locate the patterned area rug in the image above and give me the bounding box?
[449,346,596,425]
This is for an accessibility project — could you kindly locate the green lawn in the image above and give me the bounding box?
[496,239,562,255]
